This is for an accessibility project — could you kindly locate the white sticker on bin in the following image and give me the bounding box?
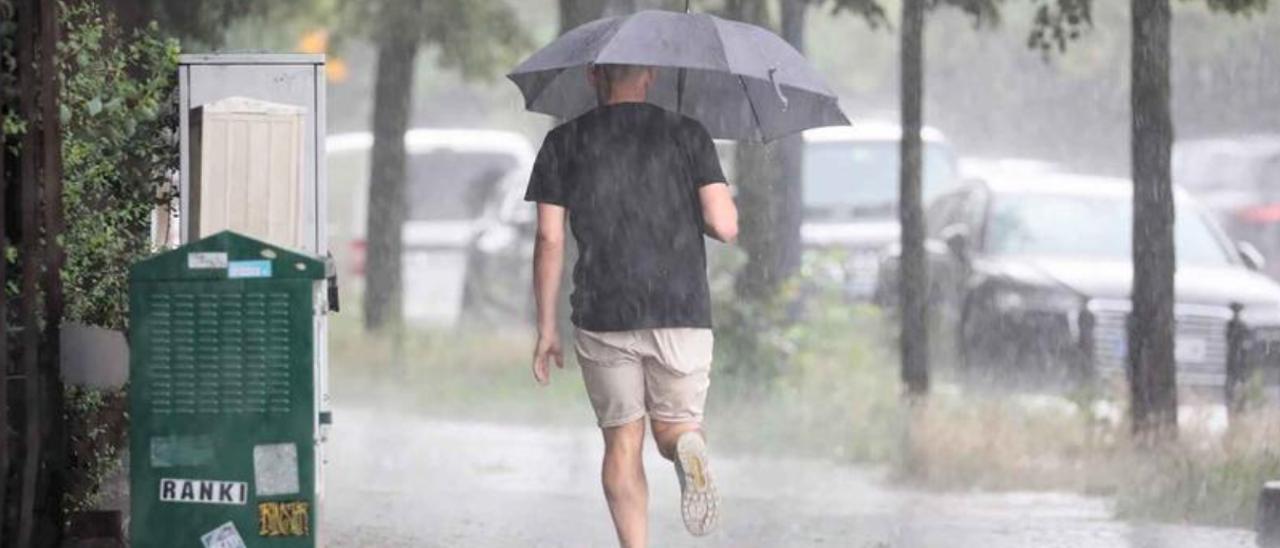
[188,252,229,269]
[159,478,248,505]
[201,521,248,548]
[254,442,300,496]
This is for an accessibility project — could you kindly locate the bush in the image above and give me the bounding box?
[56,0,179,513]
[708,250,904,461]
[60,0,179,330]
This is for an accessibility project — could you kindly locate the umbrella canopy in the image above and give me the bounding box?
[508,10,849,142]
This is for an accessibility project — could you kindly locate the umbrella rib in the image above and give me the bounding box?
[516,70,567,110]
[704,14,732,74]
[738,75,766,142]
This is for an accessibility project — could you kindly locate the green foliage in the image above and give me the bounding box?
[1028,0,1093,54]
[1203,0,1270,13]
[822,0,1002,28]
[123,0,318,46]
[823,0,891,26]
[63,386,128,513]
[823,0,1266,58]
[1026,0,1267,56]
[708,250,903,460]
[338,0,532,82]
[422,0,533,80]
[59,1,179,329]
[712,249,876,385]
[1,0,20,146]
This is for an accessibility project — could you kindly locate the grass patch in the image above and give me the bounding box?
[1113,412,1280,527]
[708,303,903,461]
[892,373,1280,529]
[895,388,1121,492]
[329,312,587,425]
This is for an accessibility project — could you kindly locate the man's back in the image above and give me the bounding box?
[525,102,727,332]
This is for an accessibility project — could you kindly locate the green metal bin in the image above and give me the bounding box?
[130,231,326,548]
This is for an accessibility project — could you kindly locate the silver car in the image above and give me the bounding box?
[877,172,1280,387]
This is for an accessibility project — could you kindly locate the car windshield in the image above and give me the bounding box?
[986,193,1233,266]
[803,141,958,216]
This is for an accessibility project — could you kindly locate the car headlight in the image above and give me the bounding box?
[991,286,1081,313]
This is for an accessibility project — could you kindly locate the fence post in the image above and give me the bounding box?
[1076,306,1097,387]
[1226,302,1247,420]
[1258,481,1280,547]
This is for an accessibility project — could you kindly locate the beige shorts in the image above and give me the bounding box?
[574,328,714,428]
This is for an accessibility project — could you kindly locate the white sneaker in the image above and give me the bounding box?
[674,431,719,536]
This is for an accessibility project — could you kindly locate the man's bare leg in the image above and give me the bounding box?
[651,420,700,461]
[602,419,648,547]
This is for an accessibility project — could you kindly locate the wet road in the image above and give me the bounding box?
[321,407,1255,548]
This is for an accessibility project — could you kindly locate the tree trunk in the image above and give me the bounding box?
[1129,0,1178,441]
[776,0,805,286]
[734,141,785,299]
[560,0,609,33]
[899,0,929,397]
[362,32,418,332]
[605,0,638,15]
[36,0,68,542]
[0,41,7,546]
[731,0,803,301]
[16,0,43,542]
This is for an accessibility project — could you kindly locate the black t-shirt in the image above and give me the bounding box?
[525,102,728,332]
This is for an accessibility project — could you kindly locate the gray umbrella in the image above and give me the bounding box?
[507,10,850,142]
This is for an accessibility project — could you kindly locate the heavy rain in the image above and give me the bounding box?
[2,0,1280,547]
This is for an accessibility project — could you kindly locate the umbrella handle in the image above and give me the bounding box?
[769,67,790,111]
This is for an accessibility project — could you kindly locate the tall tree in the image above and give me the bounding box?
[362,0,422,331]
[725,0,799,300]
[1128,0,1267,439]
[1128,0,1177,440]
[776,0,807,298]
[356,0,530,331]
[898,0,928,396]
[1029,0,1265,440]
[827,0,995,398]
[102,0,313,45]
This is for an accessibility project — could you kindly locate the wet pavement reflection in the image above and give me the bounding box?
[322,407,1255,547]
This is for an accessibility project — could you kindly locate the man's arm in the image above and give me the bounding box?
[531,202,567,385]
[699,183,739,243]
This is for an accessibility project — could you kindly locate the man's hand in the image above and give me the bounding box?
[532,332,564,385]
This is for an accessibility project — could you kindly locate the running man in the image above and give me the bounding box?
[525,63,739,547]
